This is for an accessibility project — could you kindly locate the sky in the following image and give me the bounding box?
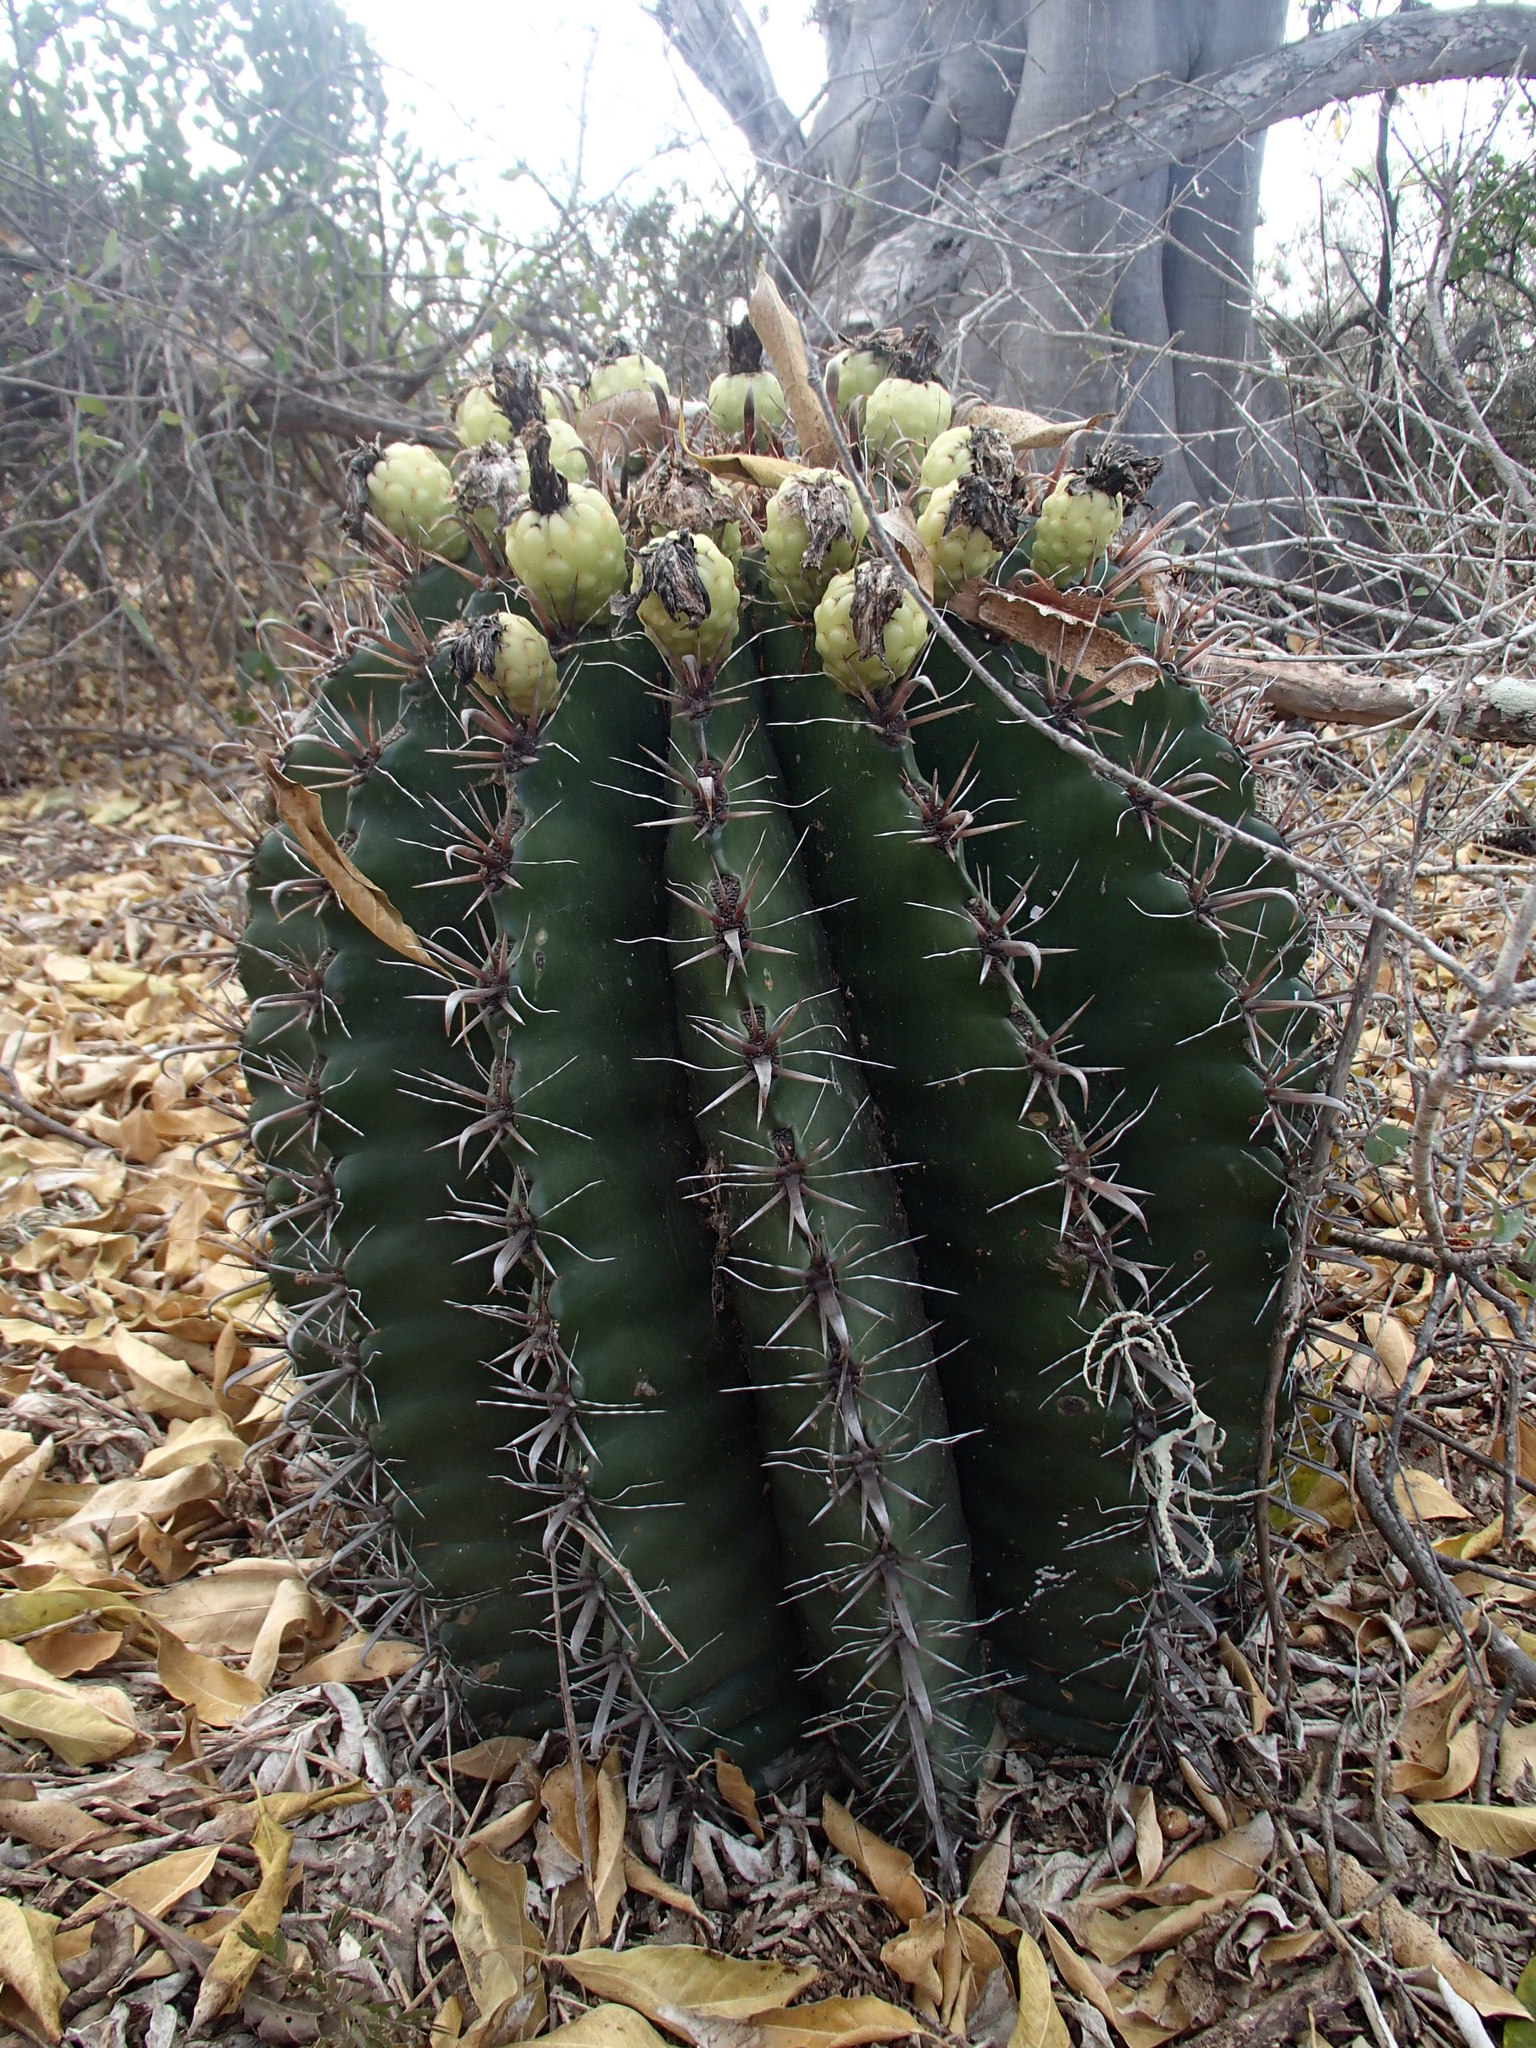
[346,0,1522,306]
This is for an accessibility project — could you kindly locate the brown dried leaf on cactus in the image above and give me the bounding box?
[260,758,432,966]
[957,402,1106,450]
[945,579,1160,694]
[748,264,838,466]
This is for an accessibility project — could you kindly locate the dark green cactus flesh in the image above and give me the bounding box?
[240,371,1305,1842]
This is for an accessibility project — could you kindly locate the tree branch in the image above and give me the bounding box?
[852,6,1536,320]
[1216,656,1536,746]
[652,0,806,195]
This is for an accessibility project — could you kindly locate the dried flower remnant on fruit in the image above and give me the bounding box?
[636,532,711,631]
[726,311,765,377]
[630,530,740,667]
[885,324,943,387]
[787,473,857,576]
[444,611,559,720]
[458,445,526,533]
[633,444,739,544]
[490,355,545,436]
[850,560,905,662]
[523,423,570,517]
[1076,441,1163,507]
[340,440,384,542]
[944,475,1016,547]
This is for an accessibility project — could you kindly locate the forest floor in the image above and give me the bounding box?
[0,734,1534,2048]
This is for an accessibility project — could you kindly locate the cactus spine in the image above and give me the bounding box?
[243,334,1302,1839]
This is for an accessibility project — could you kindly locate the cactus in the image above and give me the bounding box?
[242,337,1302,1846]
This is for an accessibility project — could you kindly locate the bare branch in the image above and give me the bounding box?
[854,6,1536,319]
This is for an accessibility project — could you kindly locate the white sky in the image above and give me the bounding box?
[346,0,1522,304]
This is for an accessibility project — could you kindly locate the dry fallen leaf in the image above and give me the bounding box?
[558,1947,818,2030]
[190,1799,291,2032]
[0,1899,65,2043]
[260,761,432,967]
[541,2008,671,2048]
[749,265,837,467]
[1394,1469,1471,1522]
[1009,1929,1070,2048]
[755,1995,925,2048]
[1042,1923,1178,2048]
[1411,1802,1536,1859]
[716,1750,765,1842]
[0,1639,141,1763]
[945,580,1159,696]
[822,1796,927,1925]
[449,1844,546,2044]
[958,402,1102,450]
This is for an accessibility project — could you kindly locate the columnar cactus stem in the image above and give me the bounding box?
[656,639,990,1849]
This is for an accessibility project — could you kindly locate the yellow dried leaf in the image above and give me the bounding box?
[1217,1636,1274,1734]
[109,1842,220,1921]
[945,582,1158,696]
[1322,1850,1526,2019]
[28,1627,121,1678]
[1009,1930,1070,2048]
[155,1626,263,1726]
[138,1413,249,1478]
[471,1799,541,1858]
[190,1801,291,2031]
[756,1995,923,2048]
[622,1850,707,1924]
[962,1830,1011,1920]
[50,1460,224,1553]
[822,1796,927,1925]
[0,1434,52,1527]
[715,1750,765,1842]
[0,1641,139,1763]
[1082,1890,1243,1967]
[1394,1469,1470,1522]
[1393,1721,1480,1802]
[879,1908,945,2014]
[0,1572,137,1640]
[450,1845,545,2039]
[1122,1786,1163,1888]
[1042,1925,1177,2048]
[541,2008,671,2048]
[593,1747,627,1943]
[144,1558,314,1658]
[1258,1929,1324,1966]
[0,1797,103,1852]
[1411,1801,1536,1858]
[453,1736,533,1785]
[244,1573,322,1690]
[260,762,431,967]
[114,1326,213,1419]
[1497,1721,1536,1799]
[285,1631,420,1685]
[960,403,1102,450]
[0,1899,64,2043]
[689,447,806,491]
[749,265,837,468]
[558,1947,817,2027]
[1144,1813,1271,1903]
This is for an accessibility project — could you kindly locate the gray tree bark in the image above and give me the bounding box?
[659,0,1536,511]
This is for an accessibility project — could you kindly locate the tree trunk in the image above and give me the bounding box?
[660,1,1536,507]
